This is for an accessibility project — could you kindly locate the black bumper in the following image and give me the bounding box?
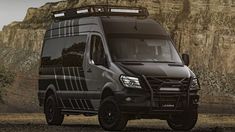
[114,88,199,115]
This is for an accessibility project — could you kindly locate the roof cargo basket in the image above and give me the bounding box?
[52,5,149,21]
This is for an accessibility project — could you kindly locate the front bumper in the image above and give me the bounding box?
[114,88,199,116]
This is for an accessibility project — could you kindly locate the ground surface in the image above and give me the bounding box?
[0,113,234,132]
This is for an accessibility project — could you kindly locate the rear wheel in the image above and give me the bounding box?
[44,95,64,125]
[98,96,128,131]
[167,110,198,131]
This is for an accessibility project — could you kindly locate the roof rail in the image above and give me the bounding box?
[52,5,149,21]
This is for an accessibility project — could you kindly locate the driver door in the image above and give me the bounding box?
[84,33,109,109]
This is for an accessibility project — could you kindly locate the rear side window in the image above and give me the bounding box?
[63,35,87,67]
[41,35,87,67]
[41,38,65,66]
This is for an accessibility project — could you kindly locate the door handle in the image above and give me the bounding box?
[87,68,92,73]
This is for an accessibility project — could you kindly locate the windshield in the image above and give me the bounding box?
[108,37,182,63]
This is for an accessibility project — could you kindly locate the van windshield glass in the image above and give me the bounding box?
[108,37,182,63]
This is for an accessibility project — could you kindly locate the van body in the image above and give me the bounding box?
[38,5,200,131]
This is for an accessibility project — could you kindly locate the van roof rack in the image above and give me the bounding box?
[52,5,149,21]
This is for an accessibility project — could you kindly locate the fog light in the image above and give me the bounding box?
[125,97,132,102]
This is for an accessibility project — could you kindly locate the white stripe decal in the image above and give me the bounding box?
[54,68,65,108]
[74,98,80,109]
[72,67,79,91]
[76,67,89,110]
[69,20,71,36]
[64,20,67,36]
[72,67,83,109]
[77,67,84,91]
[62,67,68,91]
[59,22,61,37]
[40,75,81,80]
[63,67,74,108]
[67,68,79,109]
[72,19,74,36]
[69,99,75,109]
[68,67,75,91]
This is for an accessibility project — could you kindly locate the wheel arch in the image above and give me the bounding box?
[101,87,114,101]
[101,82,118,101]
[44,84,58,111]
[45,84,57,99]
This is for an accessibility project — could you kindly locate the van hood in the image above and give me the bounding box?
[116,62,194,78]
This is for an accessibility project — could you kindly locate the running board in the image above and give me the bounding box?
[61,109,98,115]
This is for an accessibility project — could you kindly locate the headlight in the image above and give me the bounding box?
[190,78,200,90]
[120,75,141,89]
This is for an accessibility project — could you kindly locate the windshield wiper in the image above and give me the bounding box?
[152,61,177,63]
[114,60,136,62]
[115,60,180,64]
[149,59,178,64]
[152,60,184,66]
[121,62,144,65]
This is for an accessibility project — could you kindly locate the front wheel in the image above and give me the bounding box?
[44,95,64,125]
[167,110,198,131]
[98,96,128,131]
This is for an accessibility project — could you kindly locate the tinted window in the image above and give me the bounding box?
[41,35,87,67]
[90,35,105,65]
[63,35,87,67]
[41,38,65,66]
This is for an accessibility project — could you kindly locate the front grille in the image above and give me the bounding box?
[153,94,186,110]
[144,76,190,110]
[145,76,190,93]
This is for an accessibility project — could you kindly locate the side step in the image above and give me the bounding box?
[61,109,98,115]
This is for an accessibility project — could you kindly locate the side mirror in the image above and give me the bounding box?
[182,54,190,66]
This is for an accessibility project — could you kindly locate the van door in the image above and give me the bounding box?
[62,35,92,110]
[84,33,109,109]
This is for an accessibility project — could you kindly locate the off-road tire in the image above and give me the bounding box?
[167,110,198,131]
[44,95,64,125]
[98,96,128,131]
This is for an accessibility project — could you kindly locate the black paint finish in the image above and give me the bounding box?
[38,14,199,117]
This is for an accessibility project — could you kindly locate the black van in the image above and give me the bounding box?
[38,5,200,131]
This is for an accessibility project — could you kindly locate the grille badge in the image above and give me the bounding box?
[162,104,175,107]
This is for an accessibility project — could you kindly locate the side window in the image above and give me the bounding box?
[90,35,105,65]
[41,38,65,67]
[62,35,87,67]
